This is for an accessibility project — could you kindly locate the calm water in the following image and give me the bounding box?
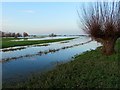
[2,36,101,83]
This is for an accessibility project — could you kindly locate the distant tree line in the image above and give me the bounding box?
[0,31,29,38]
[49,33,57,37]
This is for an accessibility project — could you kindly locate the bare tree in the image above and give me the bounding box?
[0,31,2,37]
[78,2,120,55]
[5,33,11,37]
[11,33,15,37]
[15,33,22,38]
[23,32,29,37]
[49,33,57,37]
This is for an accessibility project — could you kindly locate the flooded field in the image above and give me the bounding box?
[11,36,77,41]
[1,36,101,83]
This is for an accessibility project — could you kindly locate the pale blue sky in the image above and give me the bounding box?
[2,2,85,35]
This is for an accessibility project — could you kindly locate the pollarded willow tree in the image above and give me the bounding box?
[78,2,120,55]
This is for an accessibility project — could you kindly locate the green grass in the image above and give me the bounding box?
[1,37,29,41]
[1,37,75,49]
[3,40,119,88]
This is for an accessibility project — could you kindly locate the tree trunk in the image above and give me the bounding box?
[102,38,117,55]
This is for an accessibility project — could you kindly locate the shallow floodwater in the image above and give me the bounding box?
[2,36,101,83]
[11,36,77,41]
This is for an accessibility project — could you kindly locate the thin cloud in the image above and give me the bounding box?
[21,10,35,13]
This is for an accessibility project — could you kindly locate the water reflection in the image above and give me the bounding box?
[2,37,101,83]
[2,37,90,60]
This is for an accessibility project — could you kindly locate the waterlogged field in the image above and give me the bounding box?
[18,40,119,88]
[1,37,75,48]
[1,36,101,85]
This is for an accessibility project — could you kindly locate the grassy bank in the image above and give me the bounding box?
[1,38,75,49]
[3,40,120,88]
